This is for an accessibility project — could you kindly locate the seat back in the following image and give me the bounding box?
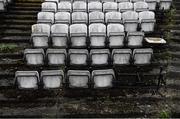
[89,11,104,23]
[134,1,149,12]
[58,2,72,12]
[42,2,57,12]
[55,12,71,24]
[105,11,122,23]
[88,2,102,12]
[73,1,87,12]
[103,2,118,12]
[72,12,88,24]
[37,12,54,24]
[118,2,133,12]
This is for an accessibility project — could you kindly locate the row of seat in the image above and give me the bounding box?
[42,0,172,13]
[15,69,115,89]
[0,0,11,11]
[24,48,153,66]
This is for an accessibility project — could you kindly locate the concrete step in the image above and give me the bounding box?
[4,14,36,20]
[3,30,31,36]
[8,10,38,15]
[9,6,41,11]
[0,24,32,30]
[4,19,36,25]
[0,36,30,43]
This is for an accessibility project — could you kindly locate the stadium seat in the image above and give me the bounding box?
[41,70,64,89]
[90,49,110,66]
[15,71,39,89]
[105,11,122,23]
[88,2,102,12]
[92,69,115,88]
[41,2,57,13]
[131,0,145,2]
[112,49,132,65]
[145,0,157,11]
[89,11,104,23]
[46,49,67,66]
[116,0,129,2]
[127,32,144,47]
[122,11,139,32]
[51,24,69,48]
[55,12,71,24]
[134,1,149,12]
[107,24,125,48]
[133,48,153,65]
[0,0,7,11]
[139,11,156,32]
[118,2,133,12]
[58,2,72,12]
[37,12,54,24]
[69,49,89,66]
[24,49,45,66]
[103,2,118,12]
[88,0,101,2]
[102,0,115,2]
[89,23,106,48]
[31,24,50,48]
[73,1,87,12]
[44,0,59,4]
[159,0,172,10]
[72,12,88,24]
[70,24,87,48]
[67,70,90,88]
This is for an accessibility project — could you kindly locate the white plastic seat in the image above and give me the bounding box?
[88,0,101,2]
[42,2,57,13]
[15,71,39,89]
[70,24,87,48]
[88,2,102,12]
[44,0,59,4]
[51,24,69,48]
[55,12,71,24]
[0,0,7,11]
[92,69,115,88]
[69,49,89,66]
[159,0,172,10]
[46,49,67,66]
[41,70,64,89]
[112,49,132,65]
[103,2,118,12]
[134,1,149,12]
[127,32,144,47]
[102,0,115,2]
[37,12,54,24]
[139,11,156,32]
[116,0,129,2]
[122,11,139,32]
[73,1,87,12]
[131,0,145,2]
[145,0,157,11]
[31,24,50,48]
[90,49,110,66]
[72,12,88,24]
[60,0,72,2]
[107,24,125,48]
[105,11,122,23]
[118,2,133,12]
[133,48,153,65]
[24,49,45,66]
[58,2,72,12]
[89,23,106,48]
[67,70,90,88]
[89,11,104,23]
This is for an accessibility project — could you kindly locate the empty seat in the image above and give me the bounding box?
[55,12,71,24]
[24,49,45,66]
[51,24,69,48]
[31,24,50,48]
[89,23,106,48]
[159,0,172,10]
[112,49,132,65]
[102,0,115,2]
[145,0,157,11]
[37,12,54,24]
[73,1,87,12]
[42,2,57,13]
[88,2,102,12]
[15,71,39,89]
[103,2,118,12]
[90,49,110,66]
[45,0,59,4]
[92,69,115,88]
[88,0,101,2]
[105,11,122,23]
[58,2,72,12]
[0,0,7,11]
[127,32,144,47]
[46,49,67,66]
[89,11,104,23]
[139,11,156,32]
[122,11,139,32]
[134,1,149,12]
[70,24,87,48]
[118,2,133,12]
[69,49,89,66]
[116,0,129,2]
[72,12,88,24]
[41,70,64,89]
[67,70,90,88]
[133,48,153,65]
[107,24,125,48]
[131,0,145,2]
